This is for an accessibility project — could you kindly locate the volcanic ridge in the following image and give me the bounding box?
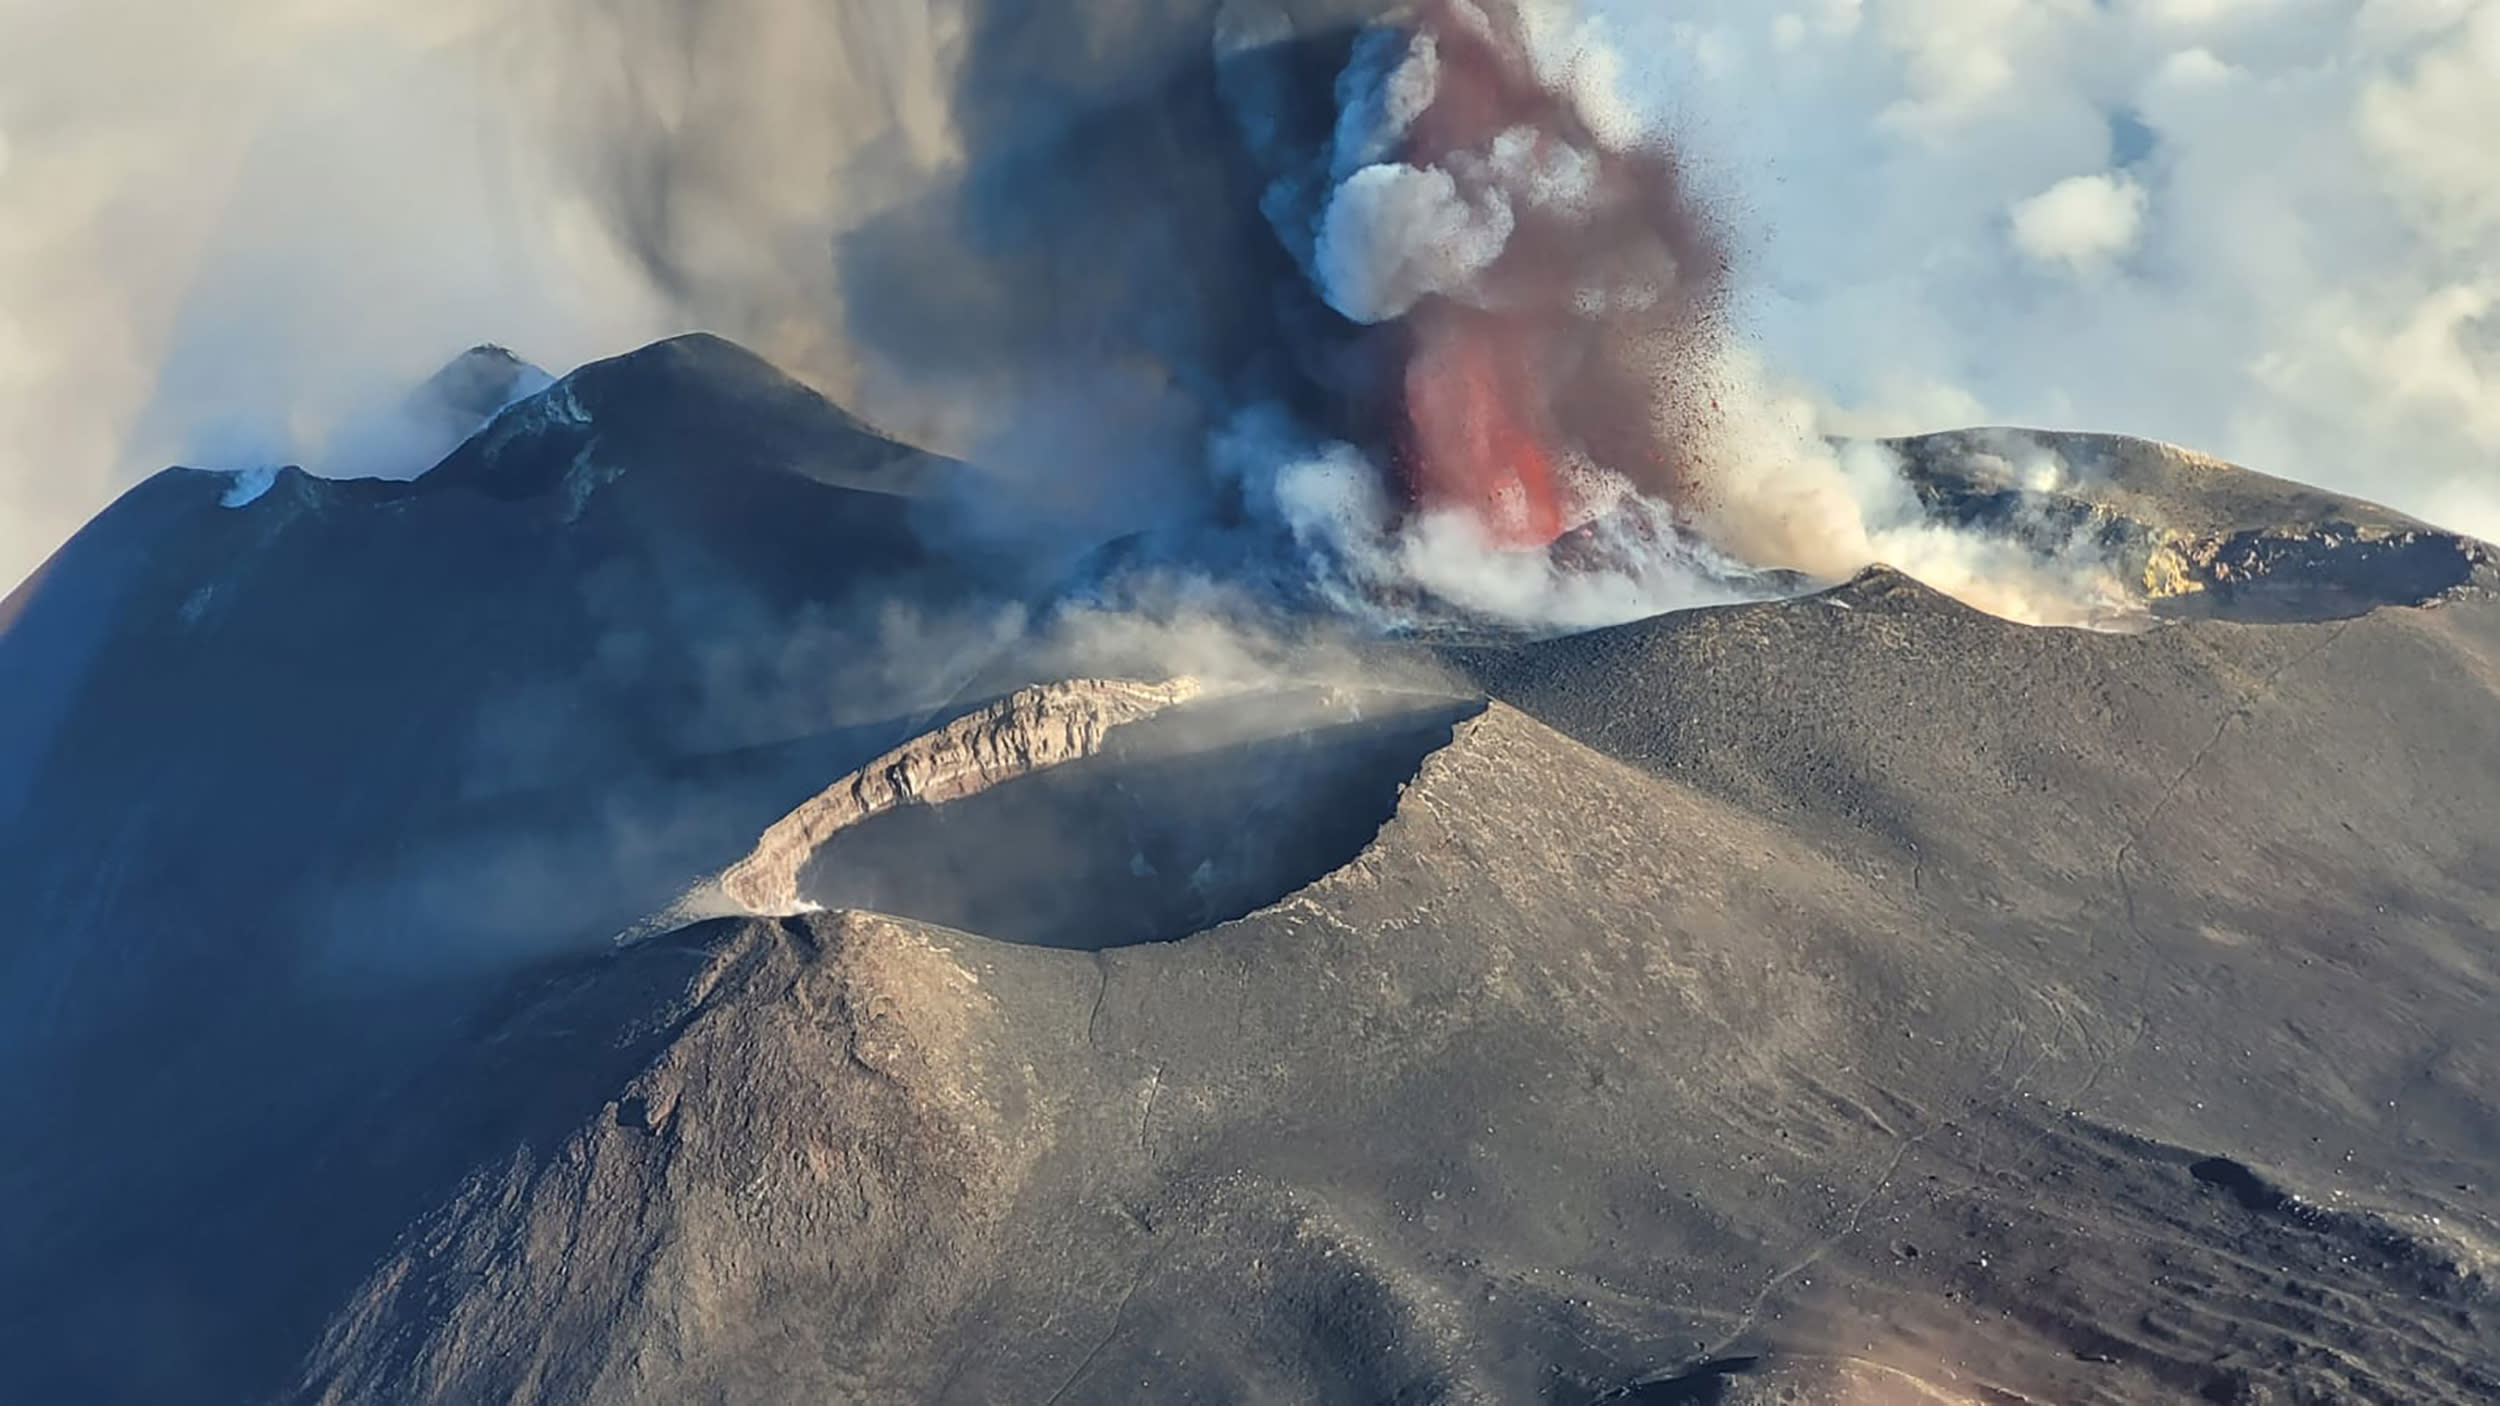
[4,7,2498,1403]
[0,327,2495,1405]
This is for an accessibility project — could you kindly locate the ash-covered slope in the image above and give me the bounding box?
[6,332,2500,1404]
[299,582,2499,1403]
[0,334,970,1017]
[0,334,996,1400]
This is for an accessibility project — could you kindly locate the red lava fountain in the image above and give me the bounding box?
[1401,306,1567,547]
[1372,0,1732,551]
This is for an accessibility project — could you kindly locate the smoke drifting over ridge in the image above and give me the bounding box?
[3,1,2489,628]
[775,0,2131,628]
[1589,0,2500,542]
[802,0,2139,627]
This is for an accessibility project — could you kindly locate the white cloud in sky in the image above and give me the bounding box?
[2010,174,2150,274]
[1594,0,2500,540]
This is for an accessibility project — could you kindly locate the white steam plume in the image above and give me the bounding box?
[1236,0,2142,630]
[4,0,2493,631]
[1587,0,2500,542]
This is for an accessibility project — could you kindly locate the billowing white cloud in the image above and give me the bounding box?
[2010,173,2150,273]
[1317,163,1519,323]
[2356,2,2500,250]
[1591,0,2500,540]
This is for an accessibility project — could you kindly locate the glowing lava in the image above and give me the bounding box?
[1347,0,1731,554]
[1401,305,1567,548]
[1386,0,1586,550]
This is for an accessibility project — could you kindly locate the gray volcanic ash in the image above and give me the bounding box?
[824,0,2168,632]
[1290,0,1736,550]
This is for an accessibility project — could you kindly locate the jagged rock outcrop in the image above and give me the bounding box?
[705,678,1203,918]
[1888,427,2495,621]
[2139,521,2488,620]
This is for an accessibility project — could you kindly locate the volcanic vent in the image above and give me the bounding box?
[683,679,1483,951]
[958,0,1748,612]
[1353,1,1732,550]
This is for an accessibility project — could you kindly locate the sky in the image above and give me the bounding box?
[0,0,2493,593]
[1600,0,2500,529]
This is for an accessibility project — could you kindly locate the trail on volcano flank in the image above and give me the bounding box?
[1301,0,1733,554]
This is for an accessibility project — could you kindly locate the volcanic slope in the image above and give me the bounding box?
[287,572,2500,1405]
[0,334,1008,1401]
[6,330,2499,1402]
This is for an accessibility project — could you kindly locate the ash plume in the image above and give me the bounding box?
[0,0,2149,629]
[761,0,1787,629]
[740,0,2133,630]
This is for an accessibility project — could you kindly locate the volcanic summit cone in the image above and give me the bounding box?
[1,336,2495,1405]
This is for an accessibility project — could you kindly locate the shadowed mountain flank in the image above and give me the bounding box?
[0,338,1011,1401]
[0,335,986,1055]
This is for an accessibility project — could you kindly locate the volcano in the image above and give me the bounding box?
[2,334,2496,1404]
